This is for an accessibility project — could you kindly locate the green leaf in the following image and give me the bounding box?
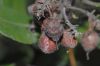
[78,21,89,33]
[1,63,15,66]
[97,38,100,49]
[0,0,39,44]
[77,21,89,41]
[57,53,68,66]
[57,48,69,66]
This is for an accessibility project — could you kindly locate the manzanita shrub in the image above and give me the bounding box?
[28,0,100,61]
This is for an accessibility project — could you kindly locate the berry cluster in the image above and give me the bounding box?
[28,0,77,54]
[28,0,100,60]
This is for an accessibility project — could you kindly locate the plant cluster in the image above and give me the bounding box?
[28,0,100,60]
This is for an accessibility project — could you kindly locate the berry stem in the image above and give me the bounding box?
[62,7,78,36]
[86,52,90,60]
[67,48,77,66]
[67,6,96,19]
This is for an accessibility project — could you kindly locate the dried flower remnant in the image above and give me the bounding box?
[27,0,47,17]
[27,4,37,16]
[42,18,64,42]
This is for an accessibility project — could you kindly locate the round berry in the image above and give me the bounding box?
[81,31,99,52]
[81,30,99,60]
[38,32,58,54]
[61,30,77,48]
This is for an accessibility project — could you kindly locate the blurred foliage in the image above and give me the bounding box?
[1,63,15,66]
[0,0,39,44]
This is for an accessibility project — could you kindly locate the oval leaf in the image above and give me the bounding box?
[0,0,39,44]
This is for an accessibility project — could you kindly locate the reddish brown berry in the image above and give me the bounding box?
[38,32,58,54]
[41,18,64,42]
[81,30,99,60]
[61,30,77,48]
[81,31,99,52]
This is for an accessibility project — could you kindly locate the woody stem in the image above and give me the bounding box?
[68,48,77,66]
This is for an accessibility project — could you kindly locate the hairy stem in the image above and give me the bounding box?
[82,0,100,7]
[68,48,77,66]
[62,7,78,36]
[67,6,100,26]
[67,6,97,20]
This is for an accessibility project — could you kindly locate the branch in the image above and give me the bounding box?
[82,0,100,7]
[62,7,79,36]
[37,0,49,19]
[67,6,97,20]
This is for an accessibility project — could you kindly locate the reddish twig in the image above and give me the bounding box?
[67,48,77,66]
